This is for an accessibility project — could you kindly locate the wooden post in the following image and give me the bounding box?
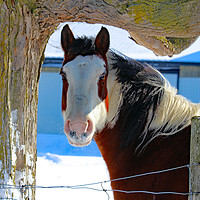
[189,116,200,200]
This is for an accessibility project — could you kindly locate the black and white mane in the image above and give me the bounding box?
[109,50,199,150]
[110,51,165,149]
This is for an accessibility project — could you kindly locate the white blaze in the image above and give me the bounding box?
[62,55,108,145]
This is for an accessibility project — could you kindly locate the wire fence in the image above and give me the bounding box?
[1,163,200,200]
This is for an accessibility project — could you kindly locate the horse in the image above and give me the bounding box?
[59,24,200,200]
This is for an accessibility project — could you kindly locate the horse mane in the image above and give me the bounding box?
[108,50,200,152]
[151,82,200,137]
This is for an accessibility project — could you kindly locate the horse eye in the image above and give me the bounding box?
[99,72,106,80]
[60,70,67,80]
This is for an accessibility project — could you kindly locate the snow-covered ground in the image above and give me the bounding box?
[36,154,114,200]
[36,135,112,200]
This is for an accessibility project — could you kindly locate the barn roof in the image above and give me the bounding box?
[171,51,200,63]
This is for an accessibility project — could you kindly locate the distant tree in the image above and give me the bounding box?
[0,0,199,199]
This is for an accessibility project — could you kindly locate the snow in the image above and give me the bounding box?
[36,134,111,199]
[26,153,35,185]
[5,109,23,199]
[3,109,34,199]
[45,22,200,61]
[10,109,18,166]
[36,154,114,200]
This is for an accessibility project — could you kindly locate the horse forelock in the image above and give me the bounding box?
[107,51,200,152]
[62,37,95,65]
[62,36,108,68]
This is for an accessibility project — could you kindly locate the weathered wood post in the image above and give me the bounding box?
[189,116,200,200]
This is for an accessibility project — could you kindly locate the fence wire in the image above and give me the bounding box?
[1,163,200,200]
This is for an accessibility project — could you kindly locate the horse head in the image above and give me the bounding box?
[60,24,110,147]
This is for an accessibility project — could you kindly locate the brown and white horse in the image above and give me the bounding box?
[60,24,200,200]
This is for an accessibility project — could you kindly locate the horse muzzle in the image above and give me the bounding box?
[64,118,94,147]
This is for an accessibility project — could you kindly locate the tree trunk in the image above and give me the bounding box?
[0,1,46,199]
[0,0,199,199]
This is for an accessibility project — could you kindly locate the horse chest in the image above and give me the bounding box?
[95,126,190,200]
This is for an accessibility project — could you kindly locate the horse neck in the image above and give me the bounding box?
[94,123,190,200]
[94,58,197,199]
[94,123,191,169]
[95,69,200,175]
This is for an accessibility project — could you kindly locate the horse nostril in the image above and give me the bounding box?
[70,130,76,138]
[81,132,88,139]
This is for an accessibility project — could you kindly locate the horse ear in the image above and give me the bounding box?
[61,24,75,53]
[95,27,110,56]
